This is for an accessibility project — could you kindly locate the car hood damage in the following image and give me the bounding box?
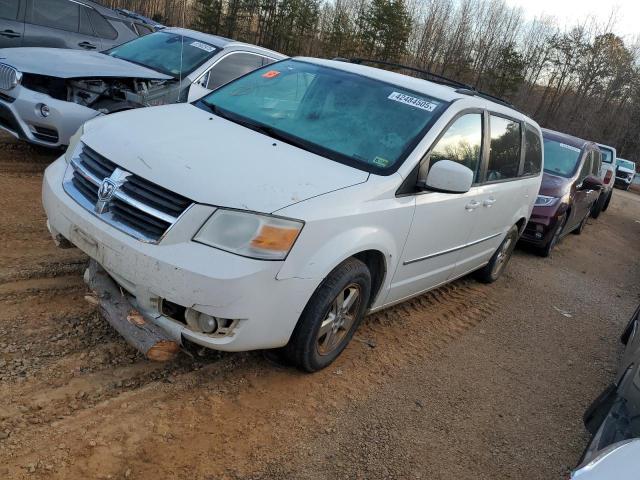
[0,48,172,79]
[81,103,370,213]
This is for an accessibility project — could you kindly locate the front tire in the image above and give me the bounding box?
[284,258,371,372]
[537,213,567,257]
[572,210,589,235]
[475,225,519,283]
[590,193,606,218]
[602,190,612,212]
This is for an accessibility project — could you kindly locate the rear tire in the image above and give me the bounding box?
[284,258,371,372]
[475,225,519,283]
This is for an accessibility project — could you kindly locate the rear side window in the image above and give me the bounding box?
[207,52,269,91]
[0,0,19,20]
[86,8,118,40]
[522,124,542,176]
[487,115,521,181]
[424,113,483,181]
[31,0,79,32]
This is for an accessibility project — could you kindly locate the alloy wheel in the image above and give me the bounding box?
[316,283,362,356]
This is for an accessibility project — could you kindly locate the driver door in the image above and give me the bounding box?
[387,112,484,304]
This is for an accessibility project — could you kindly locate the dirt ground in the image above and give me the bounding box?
[1,131,639,480]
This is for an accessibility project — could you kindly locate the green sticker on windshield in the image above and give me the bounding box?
[373,156,390,167]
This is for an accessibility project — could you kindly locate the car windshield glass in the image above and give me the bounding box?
[105,32,219,77]
[617,159,636,170]
[599,147,613,164]
[543,139,581,177]
[197,59,447,172]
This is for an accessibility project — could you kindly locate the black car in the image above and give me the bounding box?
[0,0,144,50]
[580,304,640,464]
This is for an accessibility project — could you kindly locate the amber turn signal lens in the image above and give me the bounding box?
[250,225,299,251]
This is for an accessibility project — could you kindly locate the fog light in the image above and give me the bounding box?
[185,308,218,334]
[40,104,50,117]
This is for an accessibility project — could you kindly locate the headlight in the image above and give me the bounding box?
[535,195,559,207]
[64,125,84,164]
[194,209,303,260]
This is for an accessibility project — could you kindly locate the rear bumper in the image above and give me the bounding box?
[0,85,100,147]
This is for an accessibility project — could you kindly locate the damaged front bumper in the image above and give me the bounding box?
[42,156,318,352]
[0,85,100,147]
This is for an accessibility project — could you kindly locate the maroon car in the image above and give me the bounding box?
[520,129,603,256]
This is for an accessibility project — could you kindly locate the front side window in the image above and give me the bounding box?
[207,53,273,91]
[487,115,521,181]
[423,113,482,181]
[599,147,614,164]
[578,153,592,182]
[198,59,447,172]
[106,32,220,77]
[522,124,542,176]
[31,0,79,32]
[0,0,19,20]
[543,139,581,178]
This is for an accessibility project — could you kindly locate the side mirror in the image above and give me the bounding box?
[582,175,603,191]
[420,160,474,194]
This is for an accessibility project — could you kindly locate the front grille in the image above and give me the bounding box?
[63,143,193,243]
[32,125,59,143]
[0,63,18,91]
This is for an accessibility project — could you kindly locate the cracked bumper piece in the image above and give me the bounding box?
[42,156,318,352]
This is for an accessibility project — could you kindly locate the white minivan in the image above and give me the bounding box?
[42,58,543,371]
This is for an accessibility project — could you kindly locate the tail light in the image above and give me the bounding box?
[604,170,613,184]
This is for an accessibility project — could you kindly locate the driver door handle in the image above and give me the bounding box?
[0,30,21,38]
[465,200,480,211]
[483,197,496,207]
[78,41,97,50]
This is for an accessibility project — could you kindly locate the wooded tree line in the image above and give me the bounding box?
[102,0,640,164]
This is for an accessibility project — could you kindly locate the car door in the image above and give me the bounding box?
[387,112,484,304]
[0,0,25,48]
[453,114,531,277]
[24,0,100,50]
[187,51,276,102]
[567,151,593,230]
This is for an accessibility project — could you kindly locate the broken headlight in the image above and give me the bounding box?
[194,209,303,260]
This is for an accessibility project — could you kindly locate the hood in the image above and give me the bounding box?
[0,48,172,80]
[539,171,572,197]
[82,104,369,213]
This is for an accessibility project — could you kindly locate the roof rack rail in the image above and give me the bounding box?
[344,58,517,111]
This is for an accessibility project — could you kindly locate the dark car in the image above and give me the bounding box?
[520,128,603,256]
[0,0,142,50]
[579,304,640,466]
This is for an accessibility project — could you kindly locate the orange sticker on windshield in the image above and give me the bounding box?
[262,70,280,79]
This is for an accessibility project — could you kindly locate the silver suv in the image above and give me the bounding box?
[0,0,143,51]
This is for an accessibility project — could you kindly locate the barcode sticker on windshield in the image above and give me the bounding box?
[559,143,581,153]
[190,41,215,53]
[388,92,438,112]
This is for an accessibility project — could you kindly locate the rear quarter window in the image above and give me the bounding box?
[522,124,542,176]
[86,9,118,40]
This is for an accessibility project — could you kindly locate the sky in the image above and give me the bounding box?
[504,0,639,41]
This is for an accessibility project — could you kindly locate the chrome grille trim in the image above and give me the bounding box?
[63,143,194,243]
[0,64,20,91]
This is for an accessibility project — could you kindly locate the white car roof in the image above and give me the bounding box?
[296,57,536,126]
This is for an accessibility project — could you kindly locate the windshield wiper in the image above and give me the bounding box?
[202,102,318,154]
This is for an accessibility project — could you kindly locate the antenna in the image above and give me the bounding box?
[177,0,186,102]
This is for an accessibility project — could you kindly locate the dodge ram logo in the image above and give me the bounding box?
[95,168,131,214]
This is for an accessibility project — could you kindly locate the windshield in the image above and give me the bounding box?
[599,147,613,164]
[105,32,219,77]
[617,159,636,170]
[543,139,581,177]
[197,59,447,172]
